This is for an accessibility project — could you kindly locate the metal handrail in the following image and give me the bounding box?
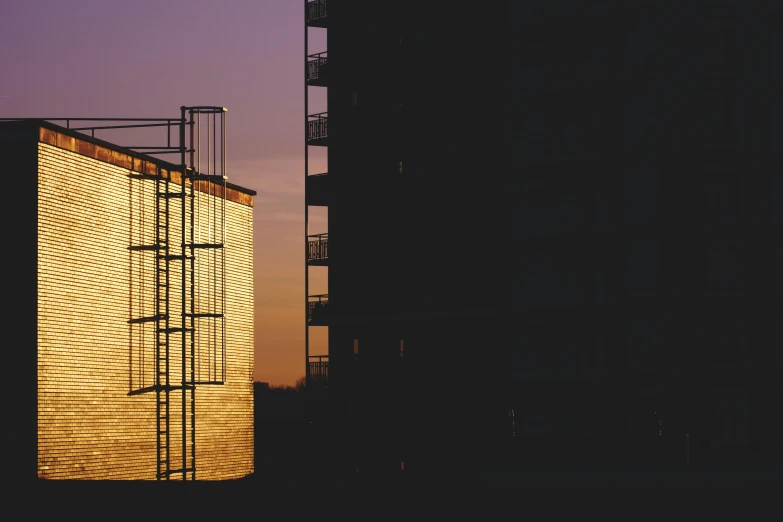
[1,111,223,158]
[307,0,327,21]
[307,295,329,324]
[307,53,328,82]
[308,354,329,381]
[308,234,328,261]
[307,113,328,142]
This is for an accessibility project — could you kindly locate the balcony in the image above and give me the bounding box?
[306,0,328,28]
[308,233,328,266]
[307,52,329,87]
[308,294,330,325]
[306,172,330,206]
[307,112,328,146]
[307,355,329,383]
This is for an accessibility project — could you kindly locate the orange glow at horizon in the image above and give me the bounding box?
[249,157,327,386]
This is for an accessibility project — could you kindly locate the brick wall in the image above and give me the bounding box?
[37,139,254,480]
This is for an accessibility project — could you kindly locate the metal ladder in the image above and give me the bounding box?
[155,165,196,480]
[127,107,228,481]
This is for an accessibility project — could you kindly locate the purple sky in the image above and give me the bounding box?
[2,0,327,385]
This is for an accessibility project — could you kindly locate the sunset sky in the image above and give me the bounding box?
[1,0,324,386]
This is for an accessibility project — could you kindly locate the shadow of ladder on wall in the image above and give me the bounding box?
[128,106,228,480]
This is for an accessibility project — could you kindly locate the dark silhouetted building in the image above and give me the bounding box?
[304,0,780,479]
[510,0,780,472]
[304,0,507,478]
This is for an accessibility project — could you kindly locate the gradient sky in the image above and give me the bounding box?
[1,0,325,386]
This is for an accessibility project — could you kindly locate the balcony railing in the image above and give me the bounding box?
[308,294,330,325]
[307,52,328,84]
[307,112,328,145]
[308,355,329,382]
[307,0,327,26]
[308,233,328,265]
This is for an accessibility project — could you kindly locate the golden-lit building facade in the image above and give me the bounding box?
[3,120,254,480]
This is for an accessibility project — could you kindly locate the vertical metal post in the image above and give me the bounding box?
[208,113,214,383]
[222,110,227,383]
[139,180,144,390]
[212,112,217,385]
[188,109,196,480]
[196,112,201,384]
[155,171,162,480]
[165,170,171,480]
[180,106,188,480]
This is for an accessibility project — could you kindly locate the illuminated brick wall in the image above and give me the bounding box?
[36,128,254,480]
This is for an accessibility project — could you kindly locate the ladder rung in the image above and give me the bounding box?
[187,243,224,249]
[128,315,163,324]
[166,468,196,475]
[166,384,196,391]
[129,173,160,181]
[185,172,226,182]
